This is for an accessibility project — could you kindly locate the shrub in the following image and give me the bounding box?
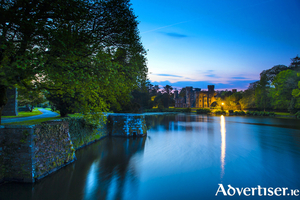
[295,111,300,119]
[184,107,192,113]
[42,103,48,108]
[246,111,275,116]
[196,108,211,114]
[213,110,226,115]
[158,104,164,111]
[233,111,246,115]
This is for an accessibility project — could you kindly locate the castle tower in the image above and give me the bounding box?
[207,85,215,108]
[185,87,193,108]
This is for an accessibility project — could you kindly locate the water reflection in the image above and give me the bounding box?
[1,114,300,200]
[145,114,212,132]
[0,137,146,200]
[81,137,146,200]
[220,115,226,179]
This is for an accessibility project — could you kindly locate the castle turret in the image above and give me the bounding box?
[174,90,179,99]
[185,87,193,108]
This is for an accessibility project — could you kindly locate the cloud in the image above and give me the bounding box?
[141,20,191,34]
[154,73,183,78]
[231,76,248,79]
[161,32,188,38]
[203,70,219,78]
[206,74,218,78]
[150,79,259,90]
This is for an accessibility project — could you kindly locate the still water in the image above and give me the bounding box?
[1,114,300,200]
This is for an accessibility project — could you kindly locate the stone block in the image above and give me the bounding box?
[0,122,76,183]
[108,114,147,137]
[2,87,18,116]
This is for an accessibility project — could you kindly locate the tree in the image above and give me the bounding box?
[271,69,299,112]
[255,74,271,111]
[0,0,90,122]
[179,88,186,98]
[0,0,147,123]
[225,91,243,110]
[46,0,147,119]
[149,85,159,96]
[292,73,300,110]
[240,85,256,110]
[289,55,300,71]
[260,65,288,82]
[0,0,57,120]
[18,87,46,112]
[162,85,173,108]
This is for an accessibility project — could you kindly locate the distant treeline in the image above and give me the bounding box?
[217,55,300,113]
[118,55,300,115]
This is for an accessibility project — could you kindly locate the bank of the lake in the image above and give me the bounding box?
[1,113,300,200]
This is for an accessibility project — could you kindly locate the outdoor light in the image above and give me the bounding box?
[222,103,224,105]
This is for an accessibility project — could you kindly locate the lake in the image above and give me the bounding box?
[1,114,300,200]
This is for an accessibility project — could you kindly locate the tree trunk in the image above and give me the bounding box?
[30,105,34,112]
[0,106,4,125]
[60,109,68,117]
[0,85,8,125]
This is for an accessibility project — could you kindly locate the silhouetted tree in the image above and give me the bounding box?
[255,74,271,111]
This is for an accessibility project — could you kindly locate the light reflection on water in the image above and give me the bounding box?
[220,115,226,179]
[1,114,300,200]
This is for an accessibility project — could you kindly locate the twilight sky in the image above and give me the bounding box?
[130,0,300,90]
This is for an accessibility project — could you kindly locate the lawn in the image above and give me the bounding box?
[2,110,43,118]
[274,112,291,116]
[3,116,62,125]
[3,113,81,125]
[35,107,52,111]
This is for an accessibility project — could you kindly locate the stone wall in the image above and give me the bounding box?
[0,121,76,183]
[63,117,109,150]
[0,114,146,183]
[108,114,147,137]
[2,87,18,116]
[0,125,35,182]
[33,121,76,180]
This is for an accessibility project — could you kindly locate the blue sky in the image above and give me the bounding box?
[130,0,300,90]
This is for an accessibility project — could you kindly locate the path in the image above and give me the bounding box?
[1,108,59,124]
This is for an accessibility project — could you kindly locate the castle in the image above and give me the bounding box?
[174,85,217,108]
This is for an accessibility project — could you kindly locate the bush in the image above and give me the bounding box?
[42,103,48,108]
[196,108,211,114]
[295,111,300,119]
[157,104,164,111]
[246,111,275,116]
[184,107,192,113]
[233,111,246,116]
[213,110,226,115]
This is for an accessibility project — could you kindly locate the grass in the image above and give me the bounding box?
[35,107,52,111]
[274,112,291,116]
[3,116,62,125]
[3,113,81,125]
[2,110,43,118]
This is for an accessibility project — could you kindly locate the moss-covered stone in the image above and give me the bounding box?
[0,121,76,183]
[62,116,108,150]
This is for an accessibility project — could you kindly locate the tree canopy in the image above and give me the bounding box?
[0,0,147,124]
